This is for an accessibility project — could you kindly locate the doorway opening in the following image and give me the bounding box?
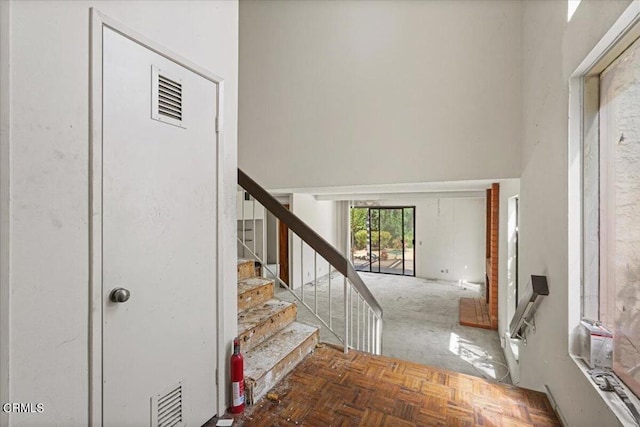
[350,206,415,276]
[278,204,290,286]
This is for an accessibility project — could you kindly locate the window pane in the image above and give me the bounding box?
[350,207,370,272]
[370,208,380,273]
[599,36,640,397]
[404,207,415,276]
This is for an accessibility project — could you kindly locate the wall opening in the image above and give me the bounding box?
[351,206,415,277]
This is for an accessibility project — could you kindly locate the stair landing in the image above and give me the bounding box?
[224,344,560,426]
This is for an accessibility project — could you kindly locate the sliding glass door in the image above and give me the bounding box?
[350,206,415,276]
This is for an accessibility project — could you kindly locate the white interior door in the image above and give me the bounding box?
[102,27,218,427]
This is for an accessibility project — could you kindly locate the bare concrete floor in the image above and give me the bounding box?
[276,271,511,385]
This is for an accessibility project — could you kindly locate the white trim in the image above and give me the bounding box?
[572,1,640,77]
[316,191,485,202]
[571,356,640,426]
[88,9,103,425]
[215,78,226,415]
[89,8,227,424]
[93,9,224,83]
[568,73,584,348]
[0,1,10,426]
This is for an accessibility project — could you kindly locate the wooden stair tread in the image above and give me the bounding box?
[238,299,297,352]
[238,277,273,294]
[244,322,319,404]
[238,277,274,312]
[245,322,318,379]
[238,299,295,333]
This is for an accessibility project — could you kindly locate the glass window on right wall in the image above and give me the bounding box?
[586,34,640,398]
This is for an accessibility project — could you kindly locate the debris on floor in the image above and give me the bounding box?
[266,392,280,402]
[216,419,233,427]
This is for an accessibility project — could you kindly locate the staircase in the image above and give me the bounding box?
[236,168,383,405]
[237,258,319,405]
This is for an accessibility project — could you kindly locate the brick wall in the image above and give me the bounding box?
[488,183,500,329]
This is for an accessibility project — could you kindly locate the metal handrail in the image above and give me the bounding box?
[238,168,383,320]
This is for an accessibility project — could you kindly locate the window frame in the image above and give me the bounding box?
[597,35,640,398]
[568,4,640,424]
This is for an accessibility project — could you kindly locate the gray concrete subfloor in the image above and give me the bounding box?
[276,271,511,384]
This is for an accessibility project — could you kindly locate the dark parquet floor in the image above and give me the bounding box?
[223,344,560,427]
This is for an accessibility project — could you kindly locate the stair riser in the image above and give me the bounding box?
[238,282,274,312]
[245,330,319,405]
[238,261,255,281]
[239,304,297,353]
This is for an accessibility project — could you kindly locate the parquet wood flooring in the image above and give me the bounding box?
[228,345,560,426]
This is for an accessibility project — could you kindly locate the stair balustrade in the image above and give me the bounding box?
[237,168,383,355]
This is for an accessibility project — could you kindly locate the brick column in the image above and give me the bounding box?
[488,183,499,329]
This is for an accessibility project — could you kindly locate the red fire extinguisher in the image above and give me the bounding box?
[230,337,245,414]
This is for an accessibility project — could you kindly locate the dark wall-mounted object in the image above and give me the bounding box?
[510,275,549,340]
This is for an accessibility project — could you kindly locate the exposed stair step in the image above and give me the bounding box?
[238,277,274,312]
[237,258,256,281]
[236,257,319,406]
[244,322,319,405]
[238,299,297,353]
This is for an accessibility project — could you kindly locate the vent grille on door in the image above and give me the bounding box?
[152,382,185,427]
[151,66,185,128]
[158,75,182,121]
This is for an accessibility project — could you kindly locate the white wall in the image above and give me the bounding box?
[290,194,338,288]
[369,197,485,283]
[518,1,631,425]
[238,0,522,190]
[335,201,350,258]
[0,1,238,425]
[266,211,278,264]
[237,191,266,260]
[417,198,485,283]
[0,1,11,424]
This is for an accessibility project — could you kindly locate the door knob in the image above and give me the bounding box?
[109,287,131,303]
